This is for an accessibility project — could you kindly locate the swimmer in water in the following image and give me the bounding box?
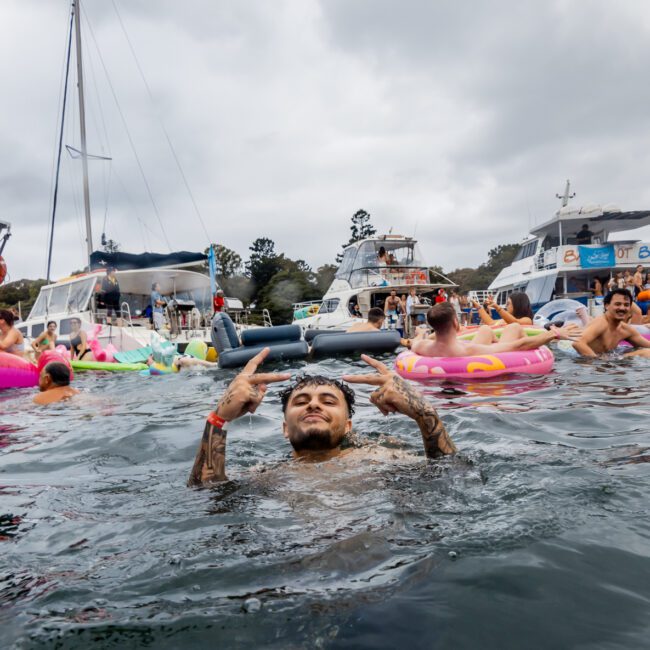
[411,303,579,359]
[33,362,79,405]
[346,307,385,332]
[145,354,217,371]
[572,289,650,358]
[188,348,456,486]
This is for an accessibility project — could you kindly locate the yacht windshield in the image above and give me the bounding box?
[28,289,50,320]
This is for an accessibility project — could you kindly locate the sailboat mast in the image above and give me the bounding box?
[73,0,94,267]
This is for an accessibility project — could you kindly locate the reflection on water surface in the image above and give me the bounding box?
[1,355,650,648]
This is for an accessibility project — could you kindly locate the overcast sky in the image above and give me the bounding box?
[3,0,650,283]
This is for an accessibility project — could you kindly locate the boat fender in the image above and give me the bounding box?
[211,313,240,354]
[311,331,401,357]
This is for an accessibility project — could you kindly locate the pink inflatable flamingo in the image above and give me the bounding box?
[87,325,116,363]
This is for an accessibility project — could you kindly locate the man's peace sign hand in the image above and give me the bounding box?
[215,347,291,422]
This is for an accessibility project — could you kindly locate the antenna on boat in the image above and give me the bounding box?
[555,179,575,208]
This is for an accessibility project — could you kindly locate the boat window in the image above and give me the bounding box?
[17,325,27,336]
[48,284,70,315]
[541,235,560,251]
[67,279,94,313]
[31,322,45,338]
[336,247,357,279]
[513,240,538,262]
[59,318,74,335]
[27,289,50,320]
[319,298,340,314]
[352,241,425,270]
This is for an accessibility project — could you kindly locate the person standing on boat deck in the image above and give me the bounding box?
[576,224,593,244]
[384,290,400,329]
[0,309,25,357]
[213,290,225,315]
[151,283,166,331]
[188,348,456,486]
[101,267,121,325]
[633,265,644,299]
[406,287,423,333]
[592,277,604,297]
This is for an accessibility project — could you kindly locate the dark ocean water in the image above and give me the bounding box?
[1,353,649,649]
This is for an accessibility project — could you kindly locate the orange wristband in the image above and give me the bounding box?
[206,412,227,428]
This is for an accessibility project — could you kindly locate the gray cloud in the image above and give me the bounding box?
[2,0,650,286]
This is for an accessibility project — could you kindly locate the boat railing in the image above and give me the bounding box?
[348,266,432,289]
[120,301,135,336]
[262,309,273,327]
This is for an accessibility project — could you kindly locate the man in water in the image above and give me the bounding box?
[188,348,455,486]
[33,362,78,405]
[572,288,650,357]
[347,307,385,332]
[411,303,578,358]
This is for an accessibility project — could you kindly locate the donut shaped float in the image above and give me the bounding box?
[395,346,554,380]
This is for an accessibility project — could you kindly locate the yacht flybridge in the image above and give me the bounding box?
[486,181,650,309]
[292,234,455,330]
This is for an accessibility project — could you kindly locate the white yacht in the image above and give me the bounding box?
[484,181,650,309]
[292,234,455,331]
[17,254,246,352]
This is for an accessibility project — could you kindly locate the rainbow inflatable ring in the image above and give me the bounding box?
[0,350,73,390]
[394,346,554,380]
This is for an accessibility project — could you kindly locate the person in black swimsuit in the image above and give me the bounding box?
[69,318,90,360]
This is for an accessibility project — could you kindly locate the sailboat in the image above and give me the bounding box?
[18,1,244,353]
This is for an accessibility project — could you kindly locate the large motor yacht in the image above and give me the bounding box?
[483,182,650,310]
[292,234,455,331]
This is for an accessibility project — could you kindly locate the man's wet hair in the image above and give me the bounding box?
[44,362,71,387]
[367,307,385,324]
[426,302,457,333]
[280,374,355,416]
[604,288,633,306]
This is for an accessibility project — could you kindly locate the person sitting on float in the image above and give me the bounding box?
[31,321,57,358]
[33,362,78,405]
[411,303,578,359]
[69,318,91,360]
[472,292,533,327]
[0,309,26,357]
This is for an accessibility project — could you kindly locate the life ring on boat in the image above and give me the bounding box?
[637,290,650,302]
[394,346,554,380]
[0,256,6,285]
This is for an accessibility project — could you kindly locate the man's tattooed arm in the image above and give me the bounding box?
[187,418,227,486]
[393,377,457,458]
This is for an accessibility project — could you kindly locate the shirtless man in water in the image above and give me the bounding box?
[411,303,578,358]
[572,288,650,358]
[188,348,455,486]
[346,307,385,333]
[33,362,79,405]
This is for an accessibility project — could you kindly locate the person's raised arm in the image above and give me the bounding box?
[343,355,456,458]
[473,300,495,325]
[572,320,606,357]
[187,348,290,487]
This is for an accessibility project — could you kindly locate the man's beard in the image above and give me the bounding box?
[289,425,337,451]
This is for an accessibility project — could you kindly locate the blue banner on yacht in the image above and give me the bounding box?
[578,245,615,268]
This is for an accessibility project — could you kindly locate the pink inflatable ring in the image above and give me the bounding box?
[394,346,554,380]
